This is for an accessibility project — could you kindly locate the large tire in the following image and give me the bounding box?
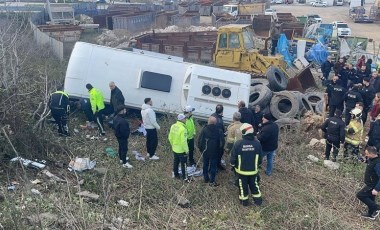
[315,100,325,115]
[304,92,324,107]
[266,67,288,92]
[249,85,273,109]
[290,91,314,115]
[251,78,269,87]
[270,91,299,119]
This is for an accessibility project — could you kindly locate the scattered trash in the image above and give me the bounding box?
[90,136,99,140]
[103,138,108,141]
[307,155,319,163]
[324,160,340,170]
[86,135,91,139]
[41,170,65,182]
[78,179,84,185]
[31,188,41,196]
[31,179,42,185]
[76,190,99,200]
[74,128,79,133]
[177,195,190,208]
[68,158,96,172]
[172,166,203,178]
[7,185,16,191]
[221,159,226,166]
[10,157,46,169]
[132,151,145,161]
[105,148,117,158]
[117,200,129,207]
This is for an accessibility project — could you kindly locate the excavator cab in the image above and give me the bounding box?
[213,24,286,75]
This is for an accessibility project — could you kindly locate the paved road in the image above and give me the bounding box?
[272,4,380,53]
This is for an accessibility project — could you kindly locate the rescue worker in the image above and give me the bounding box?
[321,56,333,86]
[141,98,160,160]
[356,146,380,220]
[257,113,279,176]
[225,112,243,154]
[344,108,364,160]
[49,86,70,136]
[344,85,363,125]
[168,114,189,182]
[321,109,345,162]
[238,101,254,127]
[184,105,196,167]
[361,77,376,124]
[113,105,132,169]
[367,114,380,151]
[211,104,226,170]
[230,123,262,206]
[198,116,225,186]
[109,81,125,115]
[326,75,345,117]
[86,84,106,136]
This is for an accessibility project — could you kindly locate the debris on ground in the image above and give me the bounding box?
[307,155,319,163]
[41,170,65,182]
[31,188,42,196]
[308,138,320,147]
[10,157,46,169]
[132,151,145,161]
[117,200,129,207]
[105,148,117,158]
[31,179,42,185]
[177,195,190,208]
[76,190,99,200]
[172,165,203,178]
[68,158,96,172]
[323,160,340,170]
[301,111,324,132]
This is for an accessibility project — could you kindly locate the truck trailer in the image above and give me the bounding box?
[64,42,252,122]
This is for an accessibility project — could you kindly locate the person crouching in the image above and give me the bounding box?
[230,123,263,206]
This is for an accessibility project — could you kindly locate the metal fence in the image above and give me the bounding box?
[30,21,64,60]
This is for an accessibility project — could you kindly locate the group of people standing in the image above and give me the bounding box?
[168,101,279,207]
[321,55,380,220]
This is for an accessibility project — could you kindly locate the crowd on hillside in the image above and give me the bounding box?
[47,56,380,217]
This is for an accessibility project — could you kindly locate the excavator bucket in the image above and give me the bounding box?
[286,66,317,93]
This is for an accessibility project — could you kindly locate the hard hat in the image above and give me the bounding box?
[351,108,362,118]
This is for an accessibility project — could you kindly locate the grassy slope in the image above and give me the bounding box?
[1,114,380,229]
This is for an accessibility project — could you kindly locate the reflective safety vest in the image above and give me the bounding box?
[168,121,189,154]
[89,88,105,114]
[185,116,196,140]
[345,119,363,146]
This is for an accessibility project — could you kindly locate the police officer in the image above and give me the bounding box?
[49,86,70,136]
[326,75,346,117]
[367,114,380,151]
[168,114,189,182]
[360,77,376,124]
[344,108,364,160]
[211,104,226,170]
[321,109,345,162]
[230,123,262,207]
[344,85,363,125]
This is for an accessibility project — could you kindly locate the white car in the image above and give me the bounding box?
[331,21,352,37]
[307,14,322,23]
[275,0,284,4]
[311,1,327,6]
[265,8,277,16]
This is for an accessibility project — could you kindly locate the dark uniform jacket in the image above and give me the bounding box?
[357,70,369,84]
[321,60,333,76]
[253,110,263,131]
[110,86,125,112]
[49,91,69,113]
[368,120,380,150]
[346,68,359,85]
[257,121,279,152]
[113,114,130,139]
[344,89,363,109]
[321,116,345,143]
[360,85,375,108]
[364,156,380,191]
[197,124,225,159]
[230,135,262,176]
[373,77,380,93]
[334,62,345,75]
[211,112,225,133]
[239,107,255,127]
[326,82,346,106]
